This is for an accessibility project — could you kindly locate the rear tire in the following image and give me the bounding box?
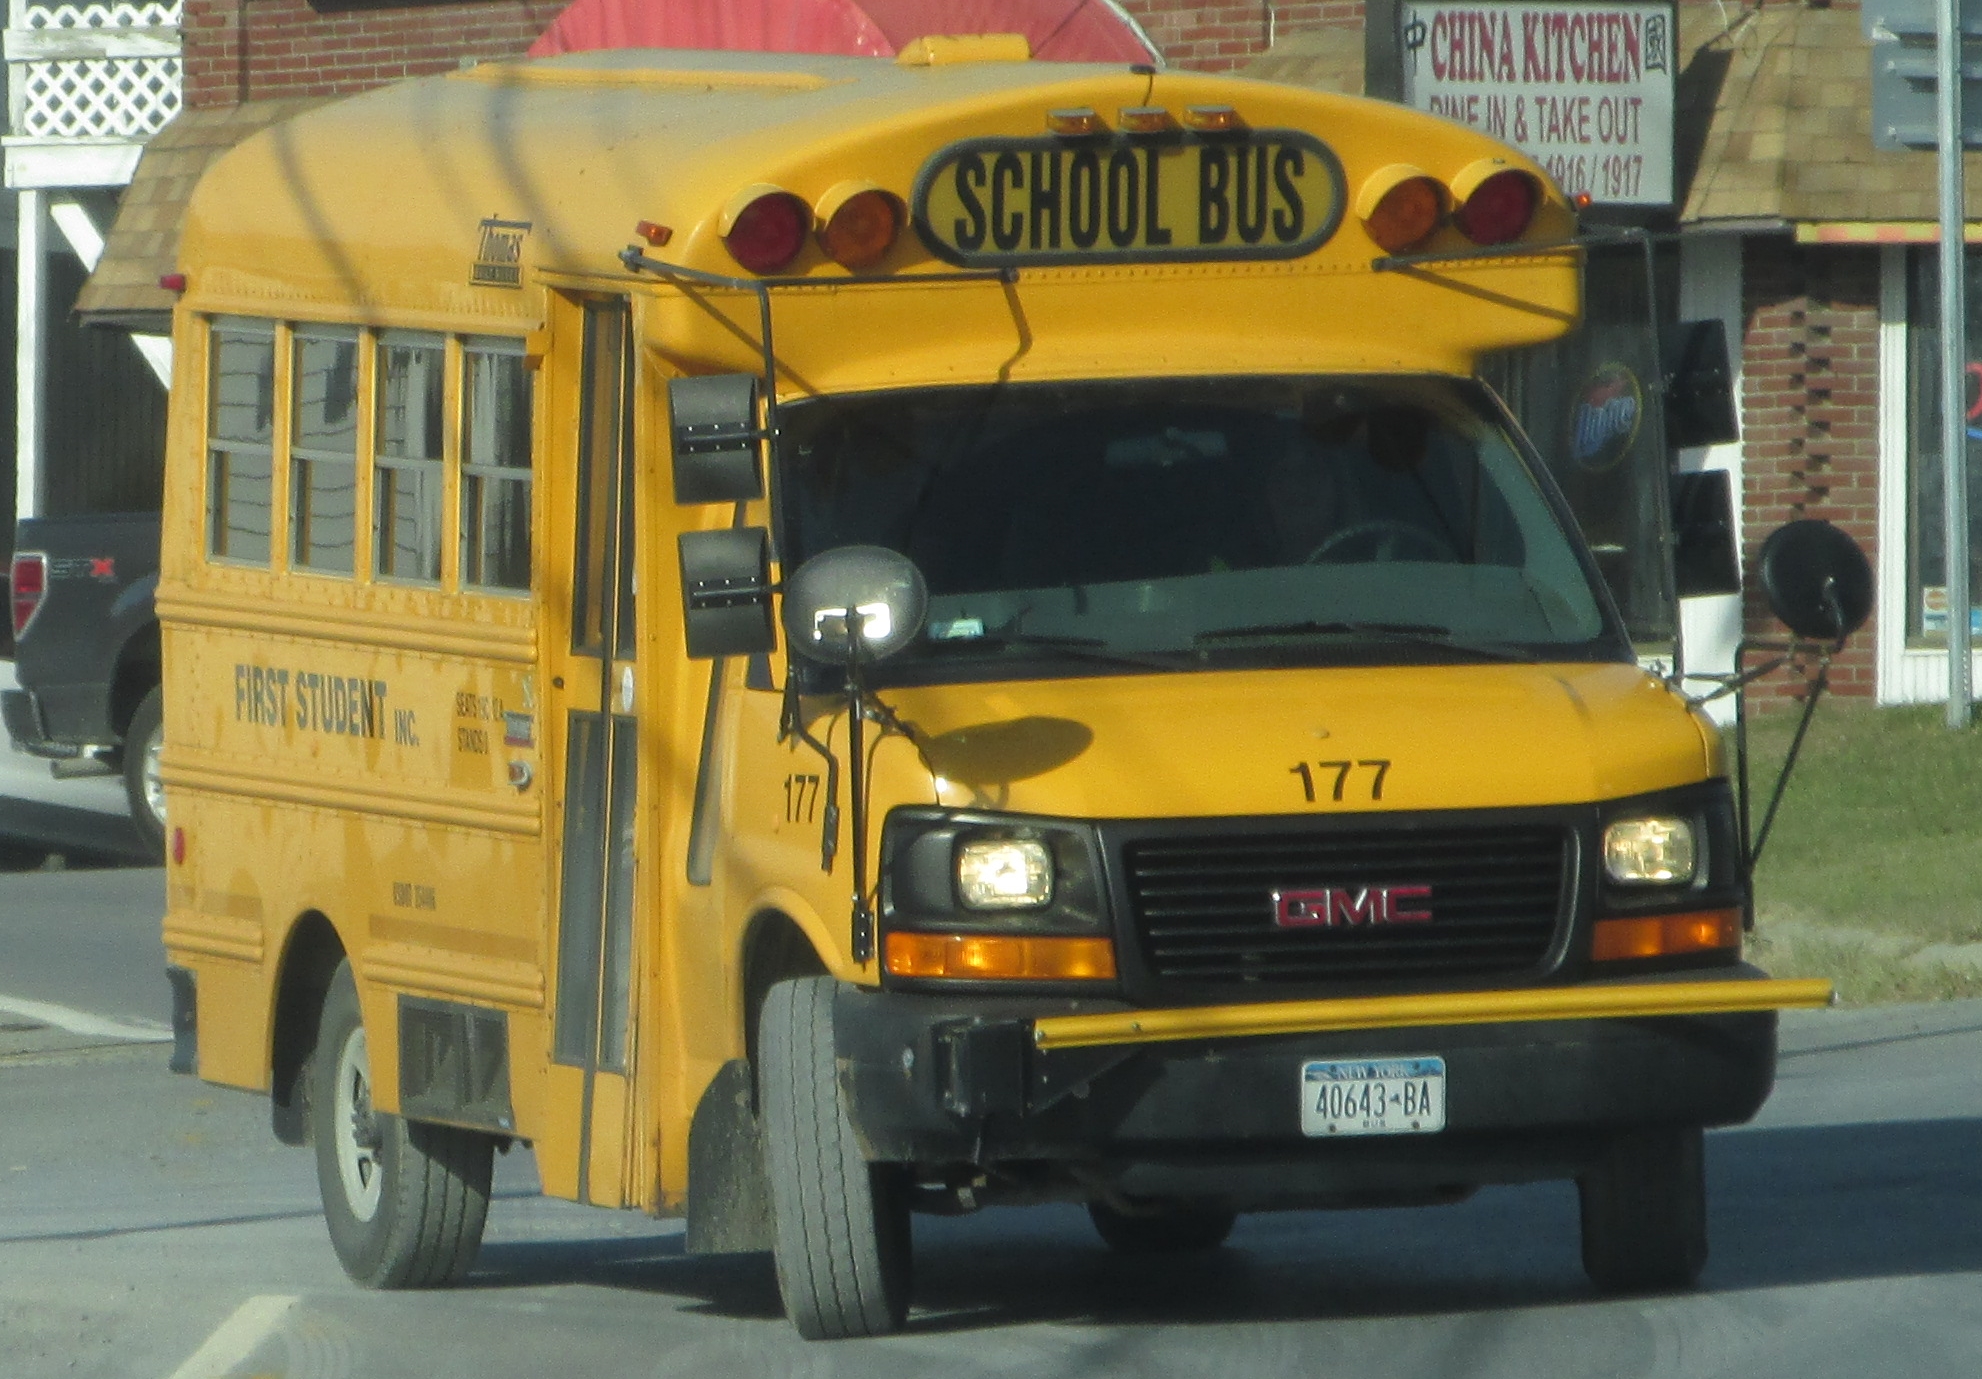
[123,686,165,859]
[1088,1199,1237,1254]
[760,976,912,1339]
[311,960,493,1288]
[1578,1126,1707,1294]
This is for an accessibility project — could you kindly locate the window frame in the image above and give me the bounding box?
[206,317,280,567]
[459,334,534,597]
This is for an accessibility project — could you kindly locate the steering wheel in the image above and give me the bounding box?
[1306,519,1458,565]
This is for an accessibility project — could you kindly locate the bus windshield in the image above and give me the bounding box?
[778,375,1624,683]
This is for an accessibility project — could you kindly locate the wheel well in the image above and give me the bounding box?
[270,911,345,1146]
[108,626,160,742]
[740,911,826,1087]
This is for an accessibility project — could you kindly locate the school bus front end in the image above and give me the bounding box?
[150,47,1837,1342]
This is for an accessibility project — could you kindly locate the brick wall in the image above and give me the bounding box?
[1740,238,1881,701]
[1122,0,1362,72]
[182,0,557,108]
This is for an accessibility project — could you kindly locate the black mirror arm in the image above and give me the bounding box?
[1731,638,1835,888]
[843,639,878,965]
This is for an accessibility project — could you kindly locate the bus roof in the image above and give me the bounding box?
[178,47,1581,383]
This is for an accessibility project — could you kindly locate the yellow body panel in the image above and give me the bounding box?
[868,661,1715,818]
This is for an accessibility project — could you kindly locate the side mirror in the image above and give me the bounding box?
[669,374,764,504]
[678,527,775,658]
[1671,469,1741,598]
[1663,320,1739,450]
[1757,519,1872,642]
[781,546,927,665]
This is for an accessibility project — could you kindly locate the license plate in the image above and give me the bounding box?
[1300,1056,1446,1137]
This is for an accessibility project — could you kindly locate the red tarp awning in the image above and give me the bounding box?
[529,0,1159,65]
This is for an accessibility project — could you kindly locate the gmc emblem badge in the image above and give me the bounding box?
[1274,885,1433,928]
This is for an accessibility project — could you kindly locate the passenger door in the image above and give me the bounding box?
[542,294,642,1206]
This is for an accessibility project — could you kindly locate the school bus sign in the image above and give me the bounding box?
[1399,1,1676,208]
[914,130,1346,267]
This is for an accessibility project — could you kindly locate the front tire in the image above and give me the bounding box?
[1578,1126,1708,1294]
[122,686,165,859]
[1088,1199,1238,1254]
[311,960,494,1288]
[760,976,912,1339]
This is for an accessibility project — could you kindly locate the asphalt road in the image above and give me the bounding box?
[5,866,1982,1378]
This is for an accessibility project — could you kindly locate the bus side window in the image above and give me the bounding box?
[207,318,277,564]
[375,332,446,585]
[291,325,360,575]
[461,337,533,593]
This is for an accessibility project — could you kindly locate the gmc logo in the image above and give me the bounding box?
[1273,885,1433,928]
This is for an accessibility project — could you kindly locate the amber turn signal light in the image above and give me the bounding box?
[884,933,1117,980]
[1357,165,1445,254]
[1590,909,1742,962]
[816,182,903,270]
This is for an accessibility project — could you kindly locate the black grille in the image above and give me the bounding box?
[1121,823,1571,987]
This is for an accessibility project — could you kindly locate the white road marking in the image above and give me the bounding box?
[0,994,171,1043]
[166,1294,299,1379]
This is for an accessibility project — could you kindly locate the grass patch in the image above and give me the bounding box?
[1739,699,1982,1000]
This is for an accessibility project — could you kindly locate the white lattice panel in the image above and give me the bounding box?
[16,1,178,30]
[20,53,178,136]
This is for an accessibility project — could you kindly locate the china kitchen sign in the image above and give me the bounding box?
[1399,1,1676,208]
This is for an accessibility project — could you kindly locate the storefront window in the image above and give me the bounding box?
[1484,241,1677,650]
[1905,247,1982,644]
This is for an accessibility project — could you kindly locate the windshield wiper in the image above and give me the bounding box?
[1192,619,1534,662]
[932,631,1181,670]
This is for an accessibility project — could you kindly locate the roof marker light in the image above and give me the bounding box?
[1181,104,1245,133]
[720,185,810,275]
[1047,107,1105,136]
[634,220,673,247]
[159,273,186,292]
[1117,106,1176,134]
[816,181,902,271]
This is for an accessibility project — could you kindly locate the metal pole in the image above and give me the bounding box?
[1938,0,1973,727]
[14,189,41,523]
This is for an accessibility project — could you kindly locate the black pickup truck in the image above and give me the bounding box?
[4,512,164,855]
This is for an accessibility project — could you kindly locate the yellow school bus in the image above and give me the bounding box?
[157,40,1857,1338]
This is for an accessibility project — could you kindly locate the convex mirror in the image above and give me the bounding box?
[1757,519,1872,642]
[782,546,927,665]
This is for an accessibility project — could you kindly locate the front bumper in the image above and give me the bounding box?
[837,969,1827,1204]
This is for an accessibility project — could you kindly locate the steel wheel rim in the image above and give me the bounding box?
[334,1026,384,1221]
[141,726,165,827]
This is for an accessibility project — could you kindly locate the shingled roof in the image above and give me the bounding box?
[1243,5,1982,232]
[75,98,326,330]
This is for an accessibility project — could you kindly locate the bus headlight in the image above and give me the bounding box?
[957,838,1053,909]
[1602,816,1697,885]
